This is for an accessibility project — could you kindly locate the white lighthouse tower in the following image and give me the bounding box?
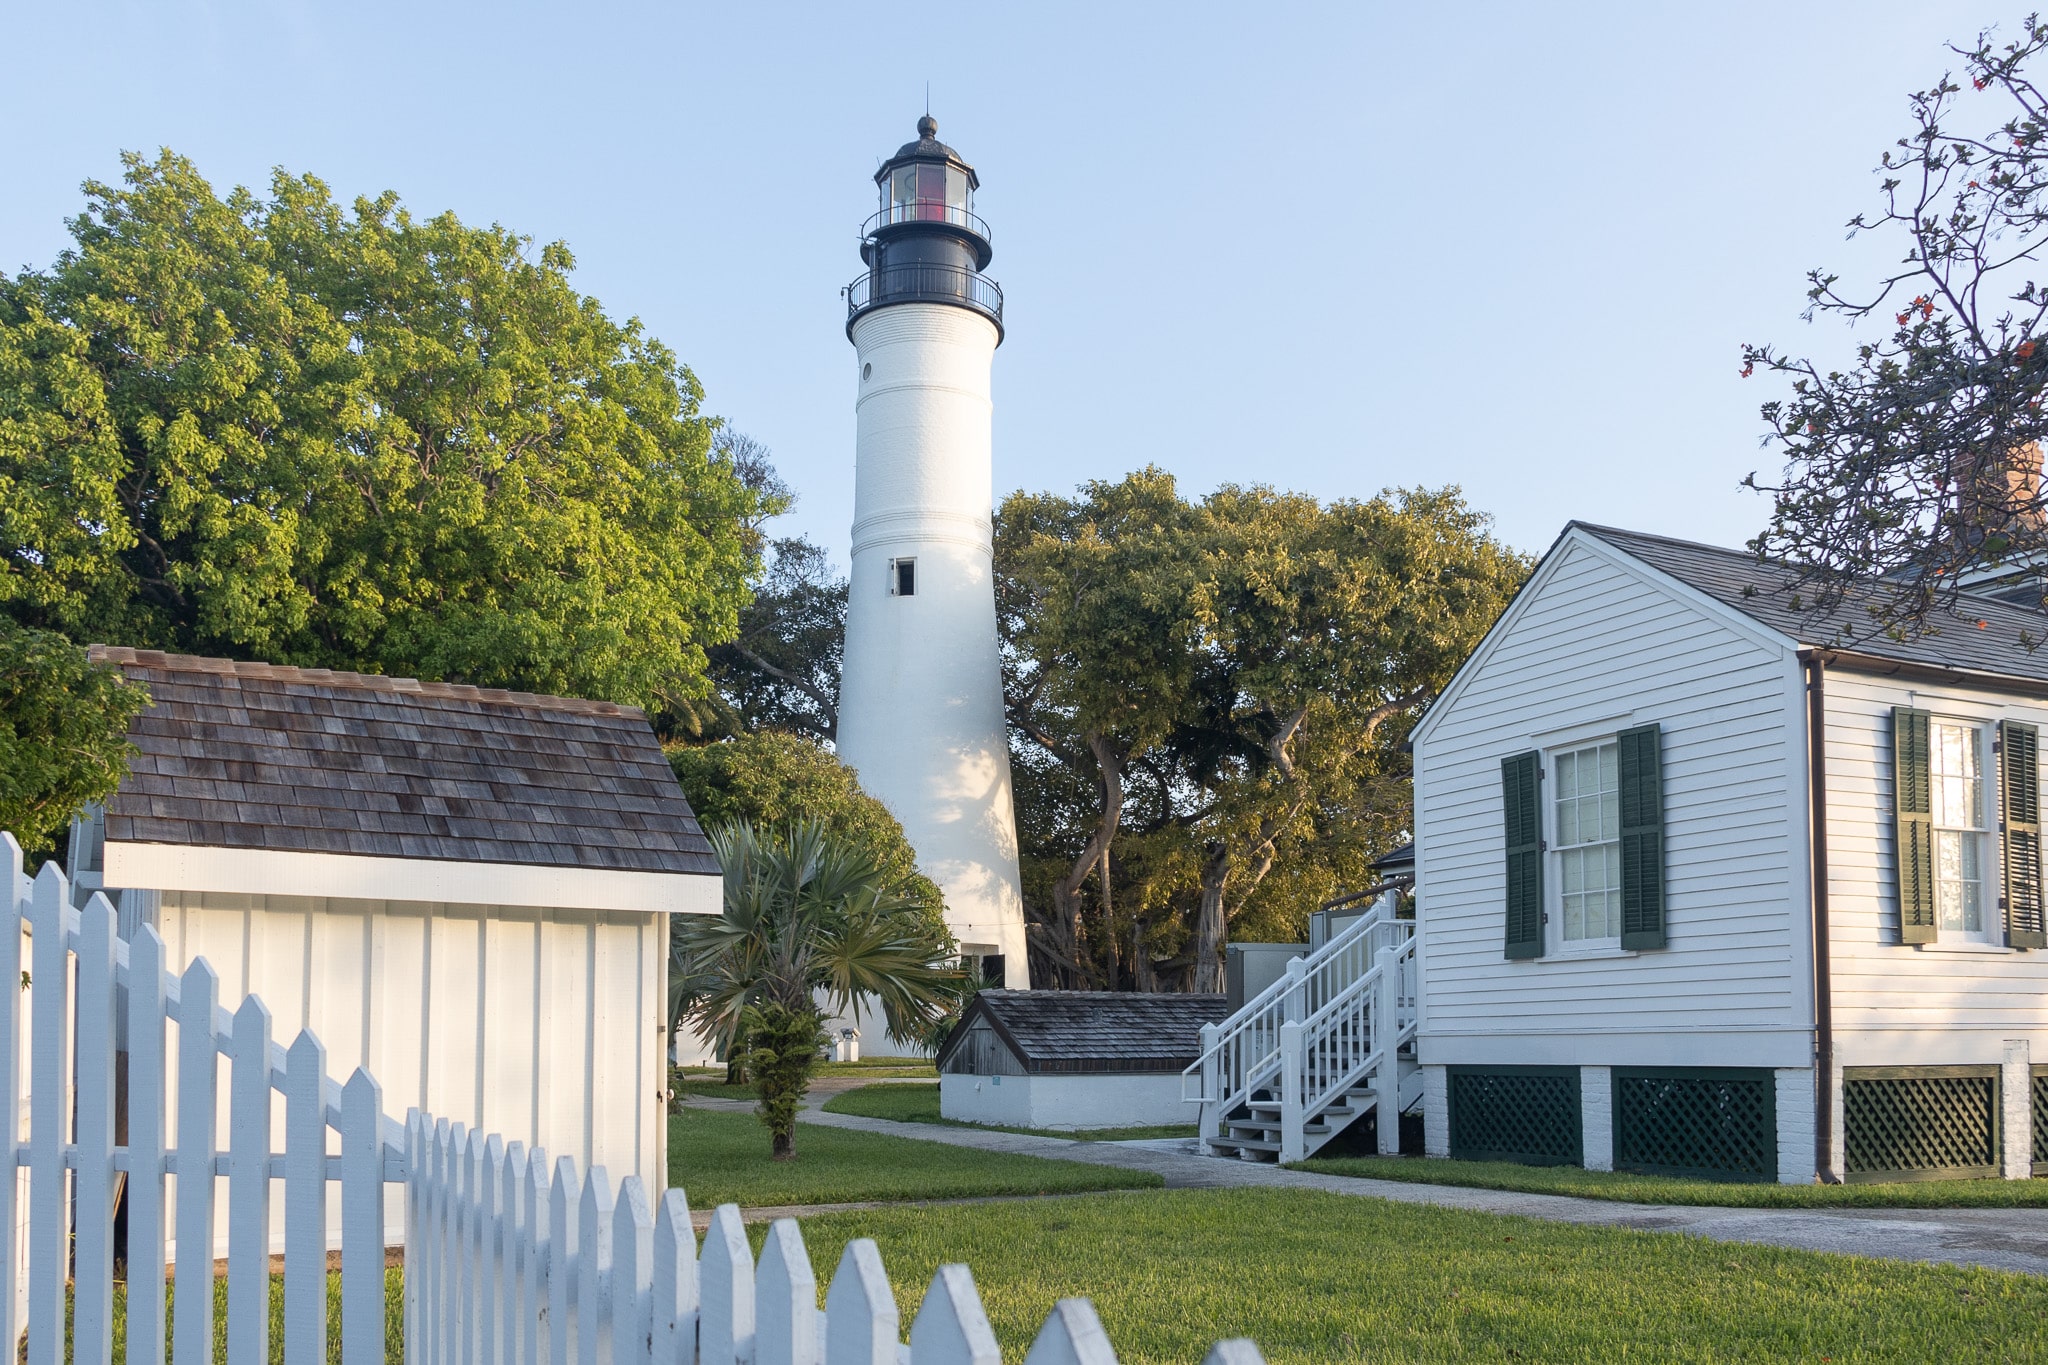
[837,116,1029,989]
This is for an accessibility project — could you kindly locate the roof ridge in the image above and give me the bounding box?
[87,646,644,720]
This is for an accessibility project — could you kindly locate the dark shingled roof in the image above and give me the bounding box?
[90,647,719,876]
[1576,523,2048,687]
[937,990,1230,1075]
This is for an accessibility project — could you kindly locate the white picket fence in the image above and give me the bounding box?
[5,833,1269,1363]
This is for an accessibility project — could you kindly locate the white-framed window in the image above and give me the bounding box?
[1931,717,1999,944]
[889,557,917,597]
[1552,739,1622,948]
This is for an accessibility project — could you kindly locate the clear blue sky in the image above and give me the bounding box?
[0,2,2019,562]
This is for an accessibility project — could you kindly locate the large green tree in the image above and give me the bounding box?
[1000,473,1526,990]
[0,150,766,707]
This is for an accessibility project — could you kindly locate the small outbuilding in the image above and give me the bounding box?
[69,648,720,1245]
[936,990,1229,1130]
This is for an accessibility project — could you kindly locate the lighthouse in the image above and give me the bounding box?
[837,116,1029,989]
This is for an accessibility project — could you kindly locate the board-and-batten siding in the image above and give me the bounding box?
[150,890,664,1256]
[1823,670,2048,1063]
[1415,539,1812,1067]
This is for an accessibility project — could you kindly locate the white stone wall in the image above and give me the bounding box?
[1580,1066,1613,1171]
[938,1071,1190,1130]
[1774,1067,1816,1184]
[2005,1039,2034,1181]
[1421,1064,1450,1157]
[839,302,1027,985]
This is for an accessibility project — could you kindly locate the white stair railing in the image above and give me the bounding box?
[1279,936,1419,1162]
[1184,893,1408,1123]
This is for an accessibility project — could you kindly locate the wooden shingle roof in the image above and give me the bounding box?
[91,647,719,877]
[937,990,1230,1074]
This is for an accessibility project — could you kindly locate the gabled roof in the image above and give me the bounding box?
[1574,523,2048,687]
[936,990,1230,1074]
[91,648,719,877]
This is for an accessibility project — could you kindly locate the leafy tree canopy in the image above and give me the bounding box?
[1001,471,1526,990]
[0,150,769,707]
[1745,16,2048,634]
[0,625,151,865]
[692,535,846,742]
[668,731,944,937]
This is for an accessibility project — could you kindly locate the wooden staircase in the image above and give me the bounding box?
[1183,893,1418,1163]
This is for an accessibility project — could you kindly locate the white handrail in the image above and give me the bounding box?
[1295,936,1417,1126]
[1184,892,1407,1111]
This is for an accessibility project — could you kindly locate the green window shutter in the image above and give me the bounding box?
[1502,751,1543,960]
[1894,706,1937,944]
[2002,720,2046,949]
[1617,723,1667,951]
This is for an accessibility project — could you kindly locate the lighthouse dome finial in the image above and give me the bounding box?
[917,114,938,139]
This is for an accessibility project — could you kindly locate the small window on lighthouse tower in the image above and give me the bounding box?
[890,557,918,597]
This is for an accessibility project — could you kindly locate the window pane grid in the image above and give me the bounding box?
[1930,721,1989,937]
[1555,742,1621,943]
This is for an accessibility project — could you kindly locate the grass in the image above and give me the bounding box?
[1295,1152,2048,1208]
[820,1082,1198,1143]
[69,1266,405,1363]
[673,1059,935,1101]
[665,1104,1161,1207]
[781,1186,2048,1363]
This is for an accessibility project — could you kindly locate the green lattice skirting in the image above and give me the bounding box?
[1447,1066,1581,1165]
[1843,1066,1999,1182]
[1612,1068,1776,1182]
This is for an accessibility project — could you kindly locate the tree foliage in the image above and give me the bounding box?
[667,731,943,932]
[697,536,846,741]
[1000,471,1525,990]
[0,625,151,864]
[1744,16,2048,633]
[0,150,767,706]
[675,820,960,1153]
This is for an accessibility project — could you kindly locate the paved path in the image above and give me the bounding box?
[680,1092,2048,1276]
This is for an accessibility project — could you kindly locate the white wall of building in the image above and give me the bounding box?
[837,302,1028,985]
[149,889,670,1255]
[939,1071,1190,1130]
[1821,670,2048,1066]
[1412,533,1813,1070]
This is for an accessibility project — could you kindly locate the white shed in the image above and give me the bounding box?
[69,648,721,1247]
[1411,524,2048,1184]
[937,990,1227,1130]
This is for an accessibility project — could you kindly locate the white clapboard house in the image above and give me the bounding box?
[1405,522,2048,1184]
[67,648,721,1246]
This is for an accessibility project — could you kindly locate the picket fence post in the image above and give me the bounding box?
[172,957,221,1365]
[700,1202,755,1365]
[127,925,170,1365]
[0,838,20,1364]
[911,1263,1003,1365]
[285,1029,329,1365]
[25,863,69,1365]
[614,1176,656,1365]
[757,1217,819,1365]
[1023,1298,1119,1365]
[825,1238,897,1365]
[342,1071,387,1365]
[652,1188,699,1365]
[578,1164,616,1365]
[72,893,117,1365]
[550,1155,580,1365]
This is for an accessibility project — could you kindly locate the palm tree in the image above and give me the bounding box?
[673,819,959,1158]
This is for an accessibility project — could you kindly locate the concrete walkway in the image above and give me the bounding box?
[680,1091,2048,1276]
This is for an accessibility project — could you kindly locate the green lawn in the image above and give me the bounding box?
[821,1082,1198,1143]
[78,1267,405,1364]
[666,1104,1161,1207]
[1296,1153,2048,1208]
[784,1187,2048,1363]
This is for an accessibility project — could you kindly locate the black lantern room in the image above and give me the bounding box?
[845,116,1004,340]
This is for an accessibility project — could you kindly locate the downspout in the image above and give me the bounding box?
[1801,650,1837,1182]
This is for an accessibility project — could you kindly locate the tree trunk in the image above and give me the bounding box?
[1049,734,1126,989]
[1194,841,1229,993]
[1133,915,1156,993]
[772,1128,795,1161]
